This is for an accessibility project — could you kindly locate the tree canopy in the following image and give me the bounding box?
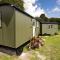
[35,14,48,22]
[35,14,60,23]
[49,18,60,24]
[40,14,48,22]
[0,0,24,10]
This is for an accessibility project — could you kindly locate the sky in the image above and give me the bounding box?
[23,0,60,18]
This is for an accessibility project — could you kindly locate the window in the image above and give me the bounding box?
[0,13,1,27]
[48,25,50,29]
[51,25,53,28]
[48,25,53,29]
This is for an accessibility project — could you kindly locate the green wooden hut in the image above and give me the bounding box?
[35,18,58,35]
[0,3,34,49]
[40,22,58,35]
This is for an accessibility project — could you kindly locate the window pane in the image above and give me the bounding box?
[48,25,50,29]
[51,25,53,28]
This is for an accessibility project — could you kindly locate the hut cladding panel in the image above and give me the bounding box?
[0,5,15,47]
[15,10,33,48]
[0,3,34,48]
[0,13,1,27]
[0,12,2,45]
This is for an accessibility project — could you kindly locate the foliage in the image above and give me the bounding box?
[40,14,48,22]
[49,18,60,23]
[0,0,24,10]
[35,14,48,22]
[35,14,60,24]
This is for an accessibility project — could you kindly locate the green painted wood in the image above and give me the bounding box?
[15,10,33,48]
[42,24,58,35]
[0,5,38,48]
[0,6,15,48]
[0,8,2,45]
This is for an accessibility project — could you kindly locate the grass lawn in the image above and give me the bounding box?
[0,32,60,60]
[35,32,60,60]
[23,32,60,60]
[0,55,17,60]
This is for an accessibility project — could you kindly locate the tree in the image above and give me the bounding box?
[49,18,60,23]
[40,14,48,22]
[40,14,45,19]
[0,0,24,10]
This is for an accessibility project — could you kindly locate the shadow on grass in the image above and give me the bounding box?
[0,45,23,56]
[0,40,30,56]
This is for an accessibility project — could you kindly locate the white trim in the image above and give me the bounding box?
[33,26,36,37]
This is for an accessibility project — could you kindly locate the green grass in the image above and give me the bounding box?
[0,32,60,60]
[0,55,16,60]
[35,33,60,60]
[23,32,60,60]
